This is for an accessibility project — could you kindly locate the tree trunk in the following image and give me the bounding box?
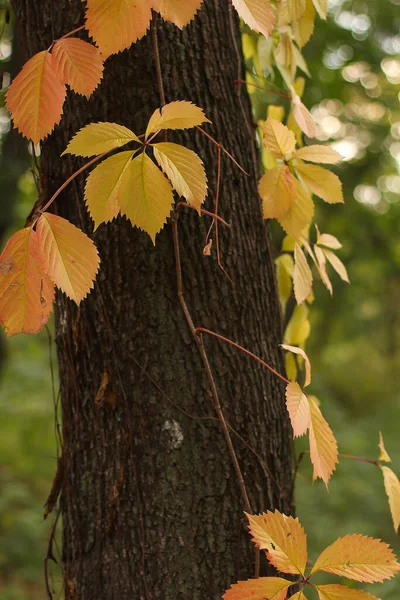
[12,1,295,598]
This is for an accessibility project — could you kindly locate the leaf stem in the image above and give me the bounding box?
[233,79,291,99]
[176,201,231,227]
[60,25,86,40]
[196,126,249,175]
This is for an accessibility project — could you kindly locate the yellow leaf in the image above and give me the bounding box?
[293,145,342,164]
[292,0,315,48]
[223,577,292,600]
[151,0,203,27]
[0,228,54,336]
[290,87,316,138]
[314,245,333,294]
[278,179,314,239]
[281,343,311,387]
[296,163,343,204]
[84,151,135,228]
[285,381,310,437]
[152,142,207,212]
[308,395,338,486]
[277,0,306,26]
[51,38,104,97]
[311,534,400,582]
[378,431,391,462]
[286,352,297,381]
[290,592,308,600]
[119,152,174,242]
[36,213,100,304]
[316,229,342,250]
[268,105,285,122]
[85,0,152,58]
[317,584,381,600]
[246,510,308,576]
[63,123,140,157]
[259,166,295,219]
[231,0,275,38]
[6,50,66,145]
[322,249,349,283]
[145,101,210,140]
[275,253,294,314]
[293,243,312,305]
[382,466,400,533]
[284,304,311,346]
[312,0,328,19]
[263,117,296,158]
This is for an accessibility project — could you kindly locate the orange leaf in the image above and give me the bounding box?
[311,534,400,583]
[246,510,308,575]
[6,50,66,144]
[36,213,99,304]
[290,592,308,600]
[85,0,152,58]
[52,37,104,97]
[382,466,400,533]
[223,577,292,600]
[378,431,391,462]
[151,0,204,27]
[317,584,381,600]
[308,395,338,486]
[231,0,275,38]
[0,228,54,336]
[285,381,310,437]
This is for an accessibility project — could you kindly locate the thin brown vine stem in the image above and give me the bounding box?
[151,12,166,108]
[172,212,255,530]
[176,201,231,227]
[298,450,382,469]
[196,126,249,175]
[233,79,291,99]
[60,25,85,40]
[32,150,109,226]
[44,506,61,600]
[195,327,290,386]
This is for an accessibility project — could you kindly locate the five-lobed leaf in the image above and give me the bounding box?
[308,395,338,486]
[231,0,275,39]
[0,228,54,336]
[259,165,295,219]
[6,50,66,144]
[263,117,296,158]
[296,163,343,204]
[51,37,104,97]
[84,151,135,228]
[63,122,140,157]
[153,142,207,212]
[145,101,210,139]
[316,584,380,600]
[311,534,400,582]
[85,0,152,58]
[36,213,100,303]
[119,151,175,243]
[382,466,400,533]
[246,510,308,576]
[285,381,310,437]
[223,577,292,600]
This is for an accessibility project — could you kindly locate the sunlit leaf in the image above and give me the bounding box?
[263,117,296,158]
[277,0,306,26]
[0,228,54,336]
[378,431,391,462]
[231,0,275,39]
[382,466,400,533]
[296,163,343,204]
[281,342,311,386]
[145,101,210,139]
[223,577,292,600]
[293,145,342,164]
[285,381,310,437]
[36,213,100,303]
[6,50,66,144]
[322,249,349,283]
[292,0,315,48]
[151,0,204,27]
[308,395,338,486]
[278,179,314,239]
[311,534,400,582]
[85,0,152,57]
[316,229,342,250]
[259,166,295,219]
[52,37,104,96]
[290,87,316,138]
[290,592,308,600]
[317,584,381,600]
[63,122,140,157]
[246,510,308,575]
[153,142,207,212]
[293,243,312,304]
[119,151,175,242]
[84,151,135,228]
[314,245,333,294]
[312,0,328,19]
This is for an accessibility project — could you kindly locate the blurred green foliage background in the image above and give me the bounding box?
[1,0,400,597]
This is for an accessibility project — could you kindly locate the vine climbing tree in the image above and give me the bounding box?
[1,1,400,599]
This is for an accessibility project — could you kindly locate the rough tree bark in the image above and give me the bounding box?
[12,1,295,598]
